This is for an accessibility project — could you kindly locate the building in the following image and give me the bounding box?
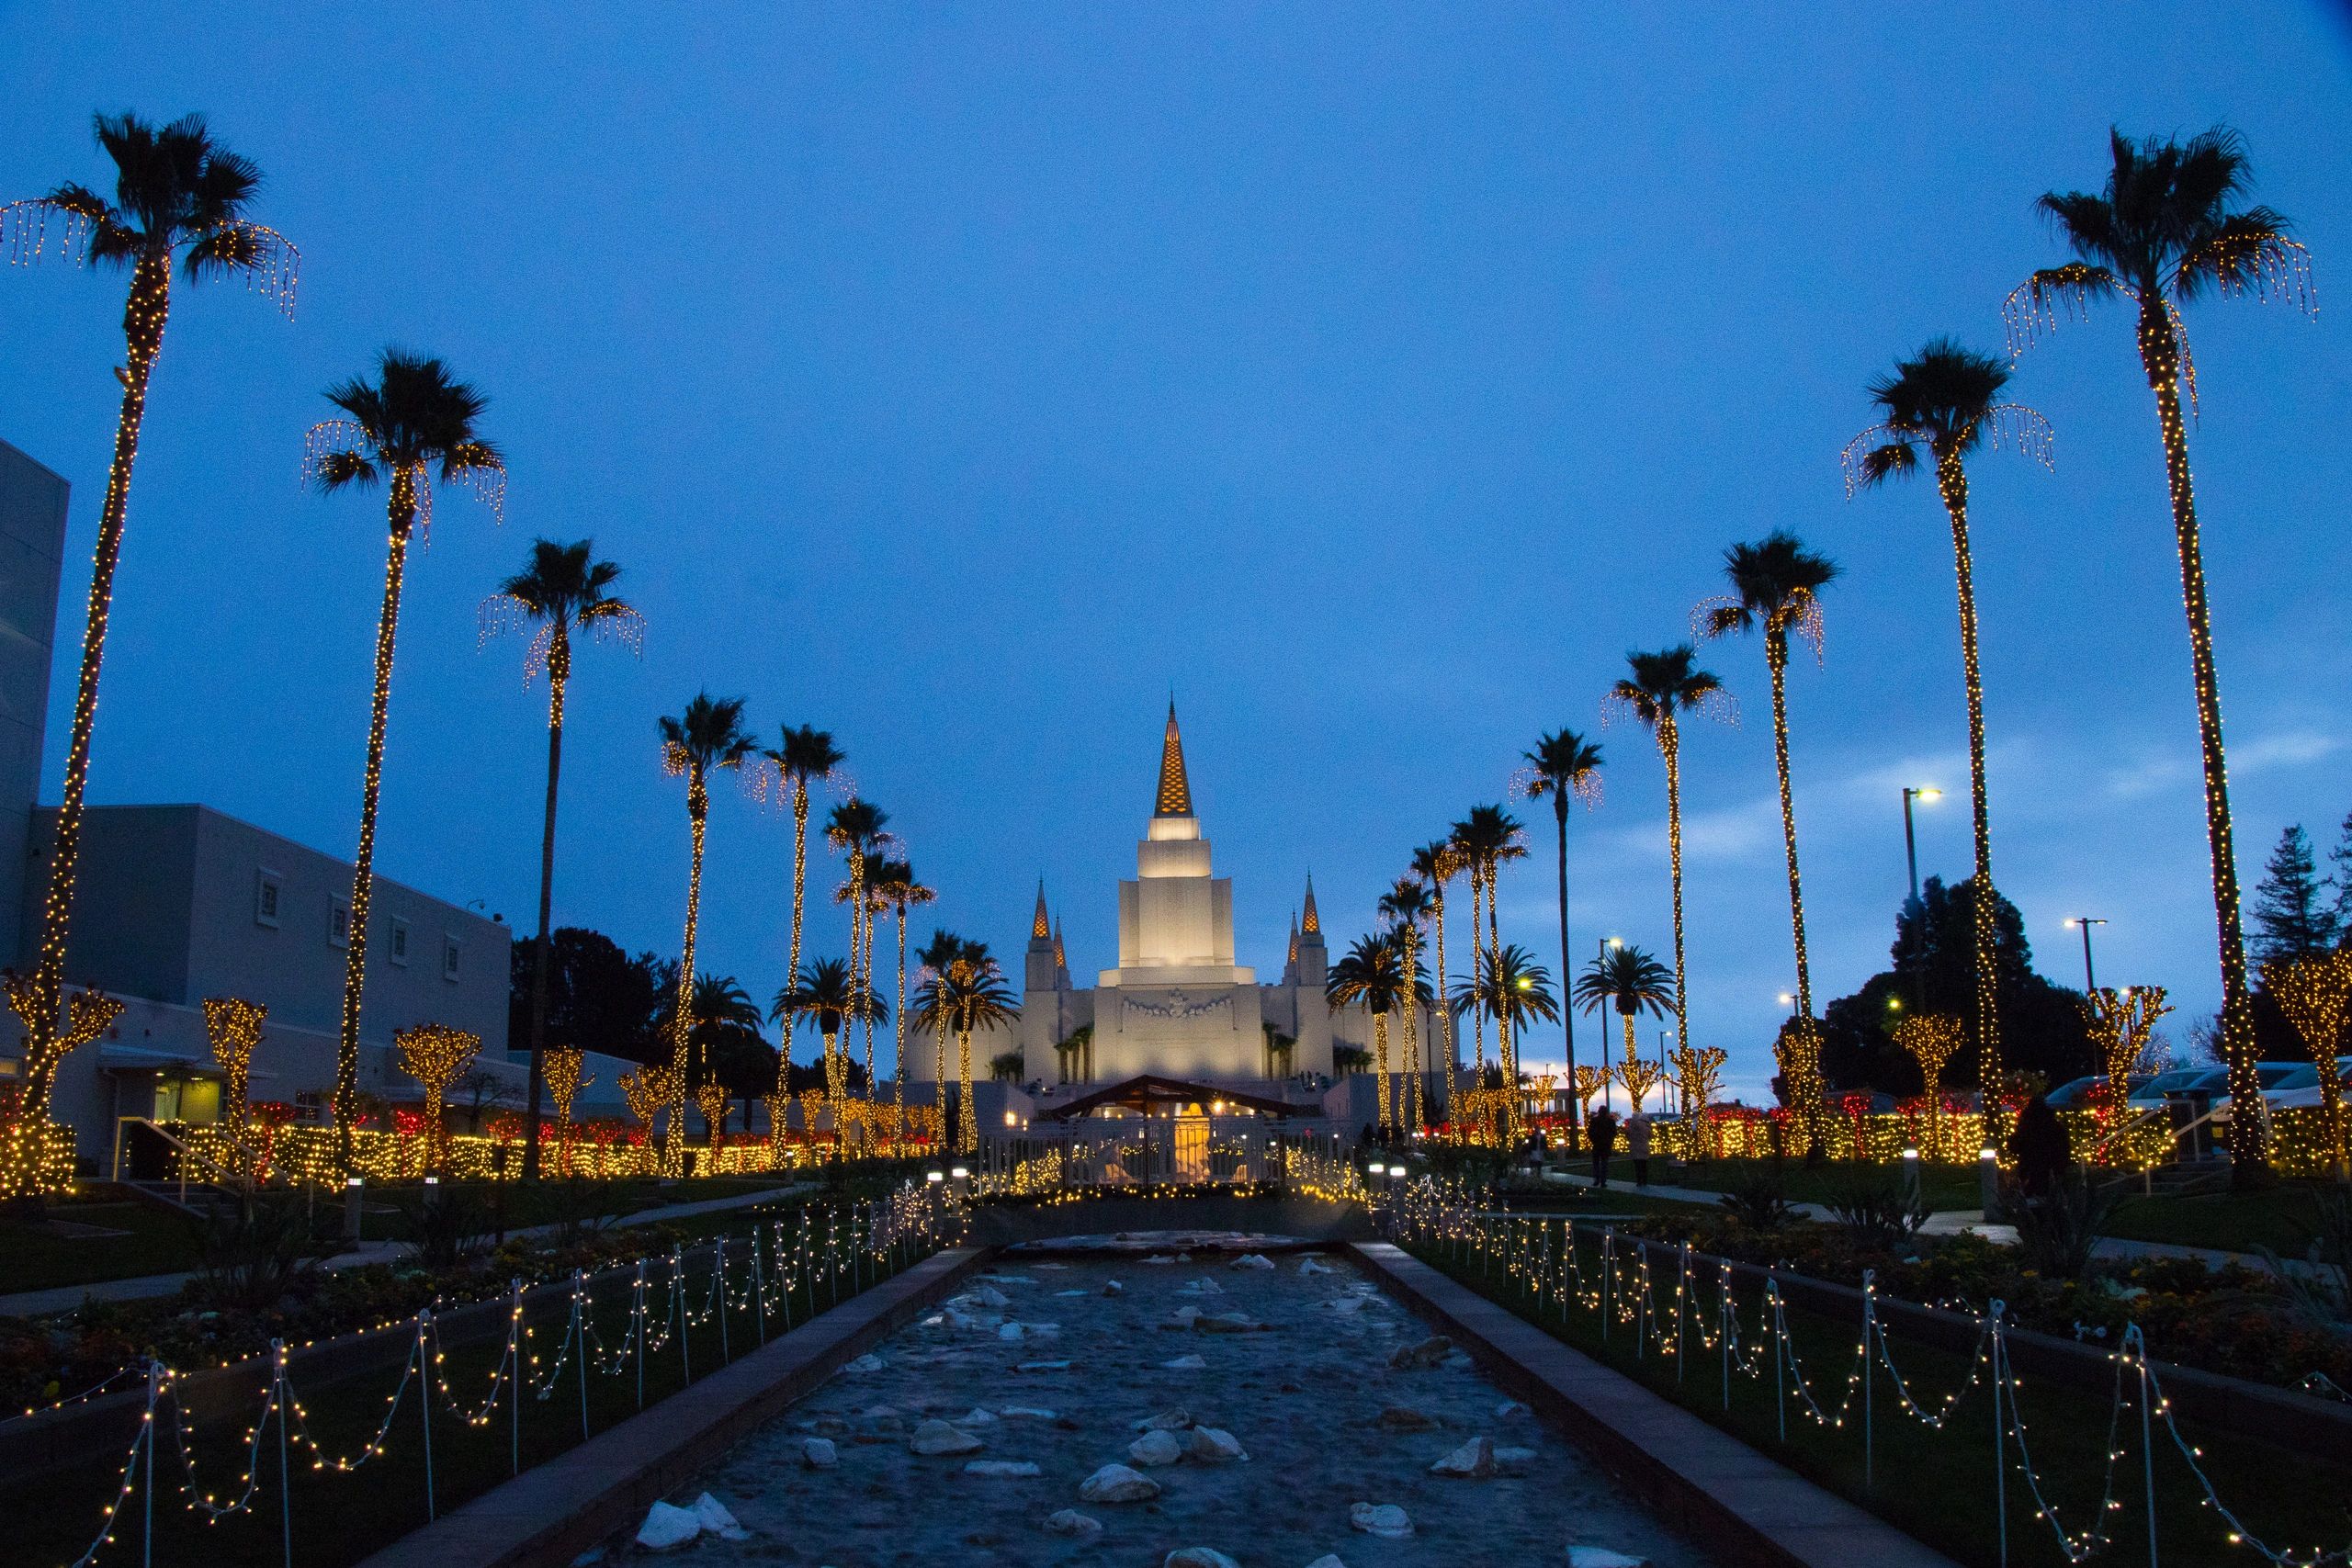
[0,438,69,965]
[27,804,515,1166]
[932,705,1439,1118]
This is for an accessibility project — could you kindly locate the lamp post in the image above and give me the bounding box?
[1900,787,1943,904]
[1598,937,1623,1114]
[2062,918,2107,994]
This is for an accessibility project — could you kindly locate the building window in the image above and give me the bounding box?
[443,935,461,982]
[329,901,350,948]
[390,917,411,965]
[294,1091,327,1123]
[254,869,283,929]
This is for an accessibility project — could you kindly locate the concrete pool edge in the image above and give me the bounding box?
[354,1245,993,1568]
[1344,1241,1960,1568]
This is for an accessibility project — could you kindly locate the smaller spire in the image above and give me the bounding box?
[1286,913,1299,968]
[1301,874,1320,936]
[1053,917,1068,972]
[1031,879,1050,940]
[1153,701,1194,818]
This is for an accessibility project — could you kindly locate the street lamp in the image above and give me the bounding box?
[1901,787,1943,904]
[1596,938,1623,1114]
[2062,918,2107,993]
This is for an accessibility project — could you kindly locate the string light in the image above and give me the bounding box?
[2263,952,2351,1174]
[1894,1014,1966,1160]
[393,1024,481,1172]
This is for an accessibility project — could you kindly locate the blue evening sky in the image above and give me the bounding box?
[4,5,2348,1099]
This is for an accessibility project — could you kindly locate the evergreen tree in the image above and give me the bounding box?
[2250,825,2336,963]
[2328,811,2352,946]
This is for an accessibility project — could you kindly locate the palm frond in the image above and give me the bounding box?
[1838,428,1917,497]
[2002,262,2128,360]
[577,598,647,654]
[1691,594,1747,643]
[301,422,377,493]
[1979,403,2057,472]
[1,195,116,267]
[2181,219,2314,315]
[180,220,299,317]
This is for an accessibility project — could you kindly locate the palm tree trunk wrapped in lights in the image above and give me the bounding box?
[2007,127,2314,1179]
[657,694,755,1174]
[1519,732,1604,1136]
[1378,879,1436,1134]
[760,728,845,1104]
[0,115,294,1204]
[1412,841,1459,1089]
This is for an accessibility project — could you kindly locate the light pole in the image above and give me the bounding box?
[1900,786,1943,905]
[2063,918,2107,994]
[1597,937,1622,1115]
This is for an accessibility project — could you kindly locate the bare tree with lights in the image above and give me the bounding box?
[1605,648,1730,1089]
[481,539,642,1179]
[0,114,295,1205]
[308,352,503,1170]
[2008,127,2314,1181]
[1845,342,2050,1133]
[1699,532,1838,1149]
[656,692,755,1172]
[1518,732,1604,1135]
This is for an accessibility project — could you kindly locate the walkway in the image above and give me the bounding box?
[0,1181,810,1319]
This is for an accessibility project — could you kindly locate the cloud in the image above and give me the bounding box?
[2231,728,2345,775]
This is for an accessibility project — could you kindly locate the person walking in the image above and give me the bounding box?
[1587,1103,1619,1189]
[1625,1109,1654,1188]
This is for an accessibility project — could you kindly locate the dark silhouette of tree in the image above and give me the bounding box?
[2251,825,2338,963]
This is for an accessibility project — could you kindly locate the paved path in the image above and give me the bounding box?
[0,1182,810,1318]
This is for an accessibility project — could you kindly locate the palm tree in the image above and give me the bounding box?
[0,118,296,1198]
[481,539,642,1179]
[911,943,1016,1153]
[658,693,754,1170]
[1605,648,1727,1092]
[772,957,867,1148]
[868,857,934,1147]
[1410,840,1463,1079]
[1450,944,1558,1135]
[914,929,968,1111]
[1845,344,2050,1121]
[1518,731,1603,1134]
[1377,878,1435,1130]
[1327,934,1408,1130]
[2007,128,2313,1179]
[824,799,892,1103]
[1699,533,1836,1148]
[1451,806,1530,1104]
[688,974,765,1133]
[760,725,844,1093]
[308,353,503,1168]
[1572,944,1675,1079]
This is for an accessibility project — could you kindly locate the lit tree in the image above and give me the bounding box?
[1410,840,1464,1079]
[1669,1043,1728,1121]
[2264,953,2351,1175]
[1572,943,1674,1103]
[1605,649,1730,1079]
[2083,986,2173,1130]
[1378,877,1436,1130]
[1,115,295,1205]
[1614,1035,1668,1118]
[2007,126,2313,1179]
[1452,806,1531,1125]
[912,942,1016,1154]
[618,1064,677,1145]
[1447,943,1557,1135]
[1894,1013,1966,1158]
[1844,343,2047,1126]
[1699,531,1838,1149]
[657,692,755,1172]
[201,997,266,1133]
[1328,932,1407,1130]
[543,1047,591,1175]
[774,957,867,1133]
[757,726,846,1099]
[481,538,641,1179]
[695,1078,730,1153]
[1518,731,1603,1134]
[825,799,893,1102]
[396,1023,481,1173]
[869,857,935,1150]
[309,352,503,1170]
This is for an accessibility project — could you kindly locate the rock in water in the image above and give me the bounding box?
[1304,1557,1350,1568]
[959,1407,1000,1426]
[1103,1280,1126,1295]
[1496,1399,1531,1418]
[964,1461,1043,1477]
[634,1502,700,1551]
[1043,1510,1103,1540]
[690,1495,749,1541]
[1494,1446,1538,1477]
[1165,1551,1241,1568]
[1388,1336,1452,1370]
[1349,1502,1413,1539]
[967,1285,1011,1308]
[1376,1405,1437,1431]
[800,1437,839,1469]
[1430,1436,1496,1478]
[1001,1405,1059,1420]
[1565,1550,1650,1568]
[1078,1463,1162,1504]
[1133,1407,1193,1432]
[1161,1353,1208,1370]
[1188,1426,1249,1463]
[1196,1312,1265,1334]
[1163,1306,1203,1329]
[841,1353,885,1374]
[1299,1256,1336,1275]
[909,1420,986,1456]
[1129,1428,1185,1466]
[1230,1253,1275,1269]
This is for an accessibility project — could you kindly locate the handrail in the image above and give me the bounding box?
[110,1115,251,1204]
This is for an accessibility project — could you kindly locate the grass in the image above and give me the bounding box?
[0,1200,204,1293]
[0,1213,938,1568]
[2100,1183,2333,1258]
[1661,1155,1984,1211]
[1495,1187,1700,1219]
[1408,1221,2352,1568]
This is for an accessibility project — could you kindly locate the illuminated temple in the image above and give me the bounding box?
[1012,705,1406,1096]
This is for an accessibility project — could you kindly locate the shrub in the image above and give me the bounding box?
[1825,1166,1930,1253]
[1716,1165,1796,1232]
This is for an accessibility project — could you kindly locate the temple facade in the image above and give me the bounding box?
[1012,706,1428,1093]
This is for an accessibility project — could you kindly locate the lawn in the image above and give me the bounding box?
[2101,1184,2334,1258]
[1662,1155,1984,1211]
[1495,1186,1700,1220]
[0,1199,203,1293]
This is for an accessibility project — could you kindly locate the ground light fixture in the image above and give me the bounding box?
[925,1169,944,1183]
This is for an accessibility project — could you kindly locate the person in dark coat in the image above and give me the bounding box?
[2007,1092,2071,1200]
[1586,1104,1620,1189]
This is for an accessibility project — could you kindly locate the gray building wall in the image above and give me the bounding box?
[0,438,68,965]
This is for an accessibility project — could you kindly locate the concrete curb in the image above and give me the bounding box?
[354,1245,991,1568]
[1344,1241,1960,1568]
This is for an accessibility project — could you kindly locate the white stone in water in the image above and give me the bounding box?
[1165,1550,1241,1568]
[1161,1353,1208,1370]
[909,1420,986,1456]
[1182,1276,1224,1294]
[959,1407,1000,1426]
[1176,1252,1193,1261]
[999,1322,1027,1340]
[1430,1436,1495,1478]
[1230,1253,1275,1269]
[1133,1407,1193,1431]
[1188,1426,1248,1463]
[1196,1312,1265,1334]
[1164,1306,1203,1329]
[1142,1256,1178,1266]
[1056,1289,1091,1297]
[964,1461,1043,1477]
[1033,1261,1070,1271]
[1018,1359,1074,1371]
[634,1502,700,1551]
[1497,1399,1531,1417]
[1566,1550,1650,1568]
[1001,1405,1059,1419]
[965,1285,1011,1308]
[800,1437,839,1469]
[1103,1280,1126,1295]
[842,1353,885,1374]
[1495,1447,1538,1477]
[1304,1557,1350,1568]
[1129,1428,1186,1466]
[1299,1257,1336,1275]
[1350,1503,1413,1539]
[1388,1336,1451,1370]
[1078,1463,1161,1503]
[691,1494,749,1541]
[1043,1509,1102,1540]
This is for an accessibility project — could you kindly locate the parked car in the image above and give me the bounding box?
[2045,1074,2149,1111]
[2265,1056,2352,1112]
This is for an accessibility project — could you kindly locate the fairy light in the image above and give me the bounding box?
[198,998,266,1133]
[2264,952,2352,1174]
[2082,986,2174,1131]
[1615,1032,1667,1115]
[1894,1014,1965,1159]
[394,1024,480,1172]
[0,982,118,1199]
